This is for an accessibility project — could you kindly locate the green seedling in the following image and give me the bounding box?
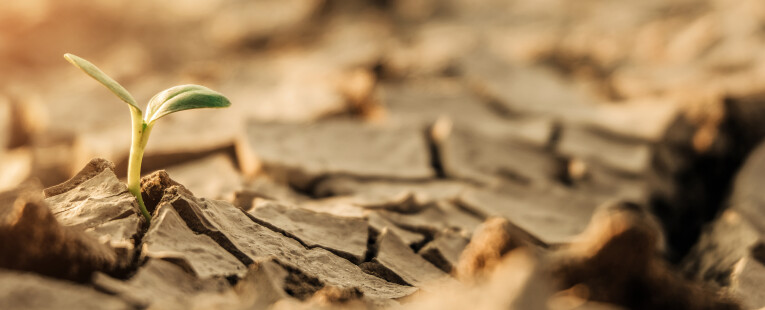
[64,53,231,223]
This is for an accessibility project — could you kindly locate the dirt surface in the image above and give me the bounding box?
[3,0,765,309]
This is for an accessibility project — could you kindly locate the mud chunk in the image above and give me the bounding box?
[160,186,417,300]
[369,228,454,288]
[164,153,242,201]
[556,125,651,175]
[458,184,600,245]
[0,183,118,282]
[138,170,179,214]
[0,269,132,310]
[316,192,423,215]
[380,79,553,146]
[435,125,562,185]
[94,259,238,310]
[299,197,368,218]
[43,158,142,262]
[246,199,369,264]
[566,161,649,204]
[419,229,469,273]
[462,54,599,120]
[236,259,362,307]
[455,217,544,280]
[377,201,483,236]
[367,211,426,247]
[43,157,116,197]
[236,120,434,190]
[142,204,247,279]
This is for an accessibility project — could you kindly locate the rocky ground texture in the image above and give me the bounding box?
[2,0,765,309]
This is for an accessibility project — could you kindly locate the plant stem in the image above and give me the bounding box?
[127,106,153,223]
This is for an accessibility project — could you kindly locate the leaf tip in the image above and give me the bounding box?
[63,53,76,64]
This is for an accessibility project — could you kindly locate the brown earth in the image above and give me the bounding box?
[3,0,765,309]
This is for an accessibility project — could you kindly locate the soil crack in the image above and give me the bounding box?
[240,208,364,264]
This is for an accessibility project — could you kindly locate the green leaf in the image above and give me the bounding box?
[144,84,231,124]
[64,53,140,111]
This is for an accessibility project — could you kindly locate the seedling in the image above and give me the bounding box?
[64,53,231,223]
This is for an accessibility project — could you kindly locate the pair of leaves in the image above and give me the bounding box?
[64,53,230,125]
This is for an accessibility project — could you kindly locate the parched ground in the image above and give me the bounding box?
[2,0,765,309]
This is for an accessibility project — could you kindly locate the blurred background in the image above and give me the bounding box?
[3,0,765,264]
